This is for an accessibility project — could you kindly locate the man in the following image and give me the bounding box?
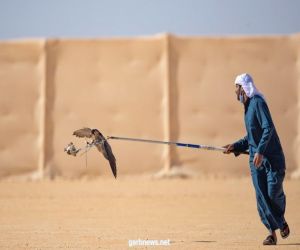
[223,73,289,245]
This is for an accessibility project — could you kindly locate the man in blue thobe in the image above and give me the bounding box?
[224,73,290,245]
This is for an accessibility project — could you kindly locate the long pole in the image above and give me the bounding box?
[107,136,248,155]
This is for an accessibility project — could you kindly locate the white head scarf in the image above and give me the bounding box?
[234,73,264,99]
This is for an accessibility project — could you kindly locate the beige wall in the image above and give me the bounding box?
[169,35,299,176]
[45,38,168,177]
[0,40,45,176]
[0,34,299,178]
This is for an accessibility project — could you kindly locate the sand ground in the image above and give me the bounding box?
[0,177,299,249]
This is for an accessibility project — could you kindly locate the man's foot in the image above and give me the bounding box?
[280,222,290,239]
[263,235,277,245]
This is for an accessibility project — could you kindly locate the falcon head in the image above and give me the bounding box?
[91,129,102,136]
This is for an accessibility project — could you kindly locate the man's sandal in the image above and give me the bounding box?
[280,223,290,239]
[263,235,277,245]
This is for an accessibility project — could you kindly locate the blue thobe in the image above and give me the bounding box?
[233,95,286,232]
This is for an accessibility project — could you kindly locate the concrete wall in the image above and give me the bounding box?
[0,34,299,178]
[169,35,299,176]
[45,38,168,177]
[0,40,45,177]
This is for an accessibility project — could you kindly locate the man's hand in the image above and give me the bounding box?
[223,144,234,154]
[253,153,264,168]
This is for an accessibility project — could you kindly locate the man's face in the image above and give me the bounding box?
[235,84,247,103]
[235,84,242,101]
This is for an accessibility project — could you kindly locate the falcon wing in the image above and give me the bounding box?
[103,140,117,178]
[73,128,93,138]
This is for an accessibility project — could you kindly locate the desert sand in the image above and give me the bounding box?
[0,177,299,249]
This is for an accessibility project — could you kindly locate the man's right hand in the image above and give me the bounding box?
[223,144,234,154]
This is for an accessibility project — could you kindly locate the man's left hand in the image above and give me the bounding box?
[253,153,264,168]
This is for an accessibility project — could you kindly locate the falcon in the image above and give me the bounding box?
[73,128,117,178]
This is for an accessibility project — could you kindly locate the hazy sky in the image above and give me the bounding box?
[1,0,300,40]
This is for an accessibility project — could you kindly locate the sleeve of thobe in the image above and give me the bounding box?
[233,135,249,152]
